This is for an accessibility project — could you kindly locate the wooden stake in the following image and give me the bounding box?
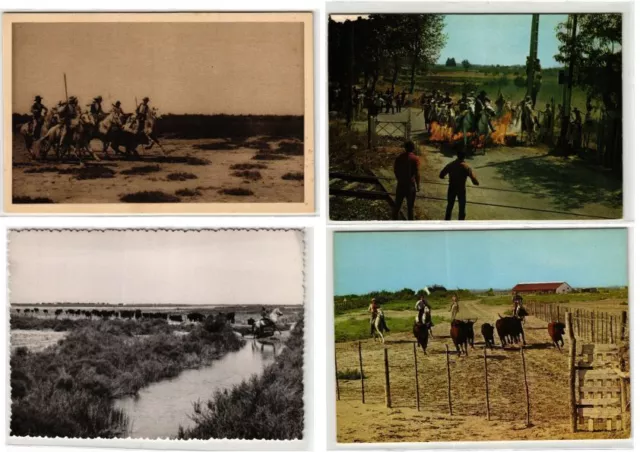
[383,348,391,408]
[483,347,490,421]
[521,347,531,427]
[609,315,614,344]
[358,341,365,404]
[445,344,452,415]
[567,312,577,432]
[413,343,420,411]
[621,311,627,341]
[335,351,340,401]
[591,311,595,343]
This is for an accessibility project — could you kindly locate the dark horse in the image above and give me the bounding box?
[226,312,235,324]
[413,309,433,354]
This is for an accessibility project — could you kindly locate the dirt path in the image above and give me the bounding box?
[370,108,622,221]
[12,135,304,204]
[335,299,627,443]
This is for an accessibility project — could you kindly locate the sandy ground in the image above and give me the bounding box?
[335,299,629,443]
[361,108,622,220]
[12,135,304,204]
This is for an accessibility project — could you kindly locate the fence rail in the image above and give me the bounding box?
[529,302,627,344]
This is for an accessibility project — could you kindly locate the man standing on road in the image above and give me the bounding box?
[439,150,480,220]
[368,298,379,336]
[393,140,420,220]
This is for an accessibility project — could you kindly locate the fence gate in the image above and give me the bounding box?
[574,343,625,432]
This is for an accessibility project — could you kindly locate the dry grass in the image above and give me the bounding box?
[230,163,267,170]
[232,170,262,181]
[282,172,304,181]
[252,152,289,161]
[59,165,116,180]
[167,172,198,181]
[12,196,55,204]
[175,188,201,197]
[120,191,181,203]
[218,188,254,196]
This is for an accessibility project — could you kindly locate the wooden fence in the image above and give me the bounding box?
[335,341,532,427]
[528,301,627,344]
[367,115,412,149]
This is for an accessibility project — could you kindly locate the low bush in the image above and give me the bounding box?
[120,191,181,203]
[167,172,198,181]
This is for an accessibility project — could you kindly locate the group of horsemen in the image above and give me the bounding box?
[28,94,154,149]
[367,291,527,336]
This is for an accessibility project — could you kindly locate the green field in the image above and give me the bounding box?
[335,312,447,343]
[375,65,590,114]
[478,288,628,306]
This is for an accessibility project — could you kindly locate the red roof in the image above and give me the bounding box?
[512,282,566,292]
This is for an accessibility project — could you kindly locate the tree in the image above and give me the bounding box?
[461,59,471,71]
[513,75,527,88]
[554,13,621,112]
[406,14,447,93]
[445,57,457,67]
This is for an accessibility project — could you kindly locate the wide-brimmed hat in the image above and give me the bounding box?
[69,96,78,103]
[113,101,121,107]
[142,97,150,102]
[34,95,43,101]
[94,96,102,101]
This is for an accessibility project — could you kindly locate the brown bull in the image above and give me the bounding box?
[450,319,476,356]
[548,322,566,349]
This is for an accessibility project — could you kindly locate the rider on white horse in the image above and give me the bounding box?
[30,95,48,139]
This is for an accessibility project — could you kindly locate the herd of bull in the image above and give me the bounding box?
[15,307,236,324]
[447,316,567,356]
[412,315,567,356]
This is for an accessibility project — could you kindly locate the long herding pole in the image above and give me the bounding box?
[358,341,365,404]
[413,343,420,411]
[567,312,577,432]
[445,344,453,415]
[484,347,490,421]
[521,347,531,427]
[63,73,69,103]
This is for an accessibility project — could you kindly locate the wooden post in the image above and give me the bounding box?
[383,348,391,408]
[358,341,365,404]
[521,348,531,427]
[445,344,453,415]
[621,311,627,341]
[591,311,596,343]
[609,315,614,344]
[335,352,341,401]
[620,376,629,431]
[483,347,490,420]
[413,343,420,411]
[556,305,560,323]
[567,312,577,432]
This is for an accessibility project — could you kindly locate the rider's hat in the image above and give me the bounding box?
[94,95,102,101]
[113,101,121,107]
[34,95,43,101]
[479,90,487,97]
[69,96,78,103]
[142,97,150,102]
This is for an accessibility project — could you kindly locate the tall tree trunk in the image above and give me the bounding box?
[409,54,418,94]
[391,59,400,92]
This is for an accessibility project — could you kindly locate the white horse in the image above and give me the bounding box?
[371,309,390,344]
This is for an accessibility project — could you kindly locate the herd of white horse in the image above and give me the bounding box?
[18,107,165,162]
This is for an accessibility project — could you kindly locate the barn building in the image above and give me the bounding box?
[512,282,572,294]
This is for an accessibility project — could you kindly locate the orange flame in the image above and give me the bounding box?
[428,110,517,148]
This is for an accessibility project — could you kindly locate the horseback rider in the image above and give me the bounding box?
[58,96,81,148]
[368,298,379,336]
[89,95,104,124]
[135,97,150,134]
[30,95,48,139]
[415,294,432,325]
[111,101,125,121]
[449,293,460,321]
[512,291,524,316]
[441,91,452,106]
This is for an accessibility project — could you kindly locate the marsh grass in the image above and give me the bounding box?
[120,191,181,203]
[178,318,304,440]
[167,172,198,181]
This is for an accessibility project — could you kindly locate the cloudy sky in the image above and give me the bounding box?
[334,229,628,295]
[9,230,304,305]
[12,21,304,115]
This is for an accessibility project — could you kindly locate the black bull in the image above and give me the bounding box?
[496,315,526,347]
[449,319,476,356]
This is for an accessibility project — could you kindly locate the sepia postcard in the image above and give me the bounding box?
[8,229,306,444]
[332,228,629,443]
[3,13,314,214]
[328,13,623,221]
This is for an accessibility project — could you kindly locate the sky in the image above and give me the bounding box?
[12,22,304,115]
[331,14,568,67]
[334,229,628,295]
[9,230,304,305]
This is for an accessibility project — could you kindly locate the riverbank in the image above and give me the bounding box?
[10,317,243,438]
[178,317,304,440]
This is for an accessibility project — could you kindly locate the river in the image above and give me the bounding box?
[114,334,287,439]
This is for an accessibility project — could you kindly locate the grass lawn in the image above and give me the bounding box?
[478,288,628,306]
[335,313,447,343]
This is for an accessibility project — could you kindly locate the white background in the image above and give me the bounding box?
[1,1,638,452]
